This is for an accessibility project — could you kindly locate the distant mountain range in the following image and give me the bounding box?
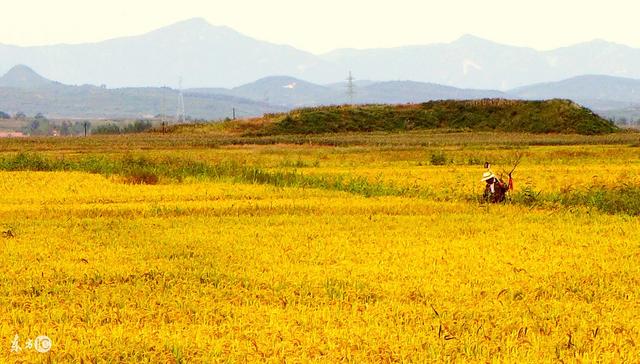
[0,19,338,89]
[189,74,640,122]
[187,76,508,108]
[511,75,640,109]
[323,36,640,90]
[510,75,640,122]
[0,65,284,119]
[1,18,640,91]
[1,64,639,121]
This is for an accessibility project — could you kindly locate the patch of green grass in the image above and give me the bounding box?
[554,186,640,215]
[0,153,417,198]
[430,151,448,165]
[510,185,640,216]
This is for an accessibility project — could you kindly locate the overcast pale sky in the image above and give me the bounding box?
[1,0,638,53]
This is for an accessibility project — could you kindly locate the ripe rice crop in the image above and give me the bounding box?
[1,135,639,362]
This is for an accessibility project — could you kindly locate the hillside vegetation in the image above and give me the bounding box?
[236,99,617,135]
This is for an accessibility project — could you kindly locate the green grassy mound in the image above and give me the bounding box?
[253,99,617,135]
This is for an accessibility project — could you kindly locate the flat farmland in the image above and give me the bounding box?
[1,131,639,362]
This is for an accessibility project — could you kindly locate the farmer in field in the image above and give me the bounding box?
[481,160,516,203]
[481,171,510,203]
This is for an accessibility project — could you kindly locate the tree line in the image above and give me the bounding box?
[0,110,156,136]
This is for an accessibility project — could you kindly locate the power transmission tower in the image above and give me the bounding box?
[346,71,356,105]
[176,77,186,123]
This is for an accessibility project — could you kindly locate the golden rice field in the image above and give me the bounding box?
[1,132,640,362]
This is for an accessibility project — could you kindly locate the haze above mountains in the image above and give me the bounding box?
[0,18,639,121]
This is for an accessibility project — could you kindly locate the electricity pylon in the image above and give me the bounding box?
[346,71,356,105]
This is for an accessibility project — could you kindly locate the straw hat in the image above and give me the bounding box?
[481,171,495,182]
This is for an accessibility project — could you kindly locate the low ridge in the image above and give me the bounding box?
[242,99,618,135]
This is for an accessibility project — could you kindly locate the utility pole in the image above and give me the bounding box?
[176,77,186,123]
[346,71,355,105]
[161,85,166,133]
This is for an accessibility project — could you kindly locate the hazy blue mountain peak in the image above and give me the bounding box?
[0,64,54,88]
[452,34,500,47]
[147,17,239,38]
[455,34,488,43]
